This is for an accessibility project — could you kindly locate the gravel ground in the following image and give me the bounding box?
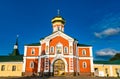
[0,76,120,79]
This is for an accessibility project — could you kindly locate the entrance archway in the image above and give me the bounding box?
[53,59,65,76]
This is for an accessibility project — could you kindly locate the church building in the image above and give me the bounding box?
[22,12,94,76]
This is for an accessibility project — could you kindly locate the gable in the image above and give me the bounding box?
[50,36,69,46]
[41,31,74,43]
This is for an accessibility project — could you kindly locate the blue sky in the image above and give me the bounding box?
[0,0,120,60]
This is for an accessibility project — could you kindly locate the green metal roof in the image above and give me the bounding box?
[77,43,92,47]
[94,60,120,65]
[25,43,41,46]
[0,55,23,62]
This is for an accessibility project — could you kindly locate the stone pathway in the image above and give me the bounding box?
[0,76,120,79]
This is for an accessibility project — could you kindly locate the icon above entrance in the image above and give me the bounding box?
[53,59,65,76]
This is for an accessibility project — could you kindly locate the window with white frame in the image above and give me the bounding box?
[83,62,87,68]
[12,65,16,71]
[64,46,68,54]
[1,65,5,71]
[50,46,54,53]
[31,48,35,54]
[30,61,34,68]
[82,49,86,56]
[56,43,62,54]
[46,46,48,53]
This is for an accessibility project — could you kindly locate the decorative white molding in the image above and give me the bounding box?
[90,57,94,72]
[78,46,92,48]
[38,46,41,56]
[24,46,27,56]
[41,31,74,44]
[79,57,93,59]
[110,65,113,76]
[90,47,93,57]
[38,56,41,72]
[22,57,26,72]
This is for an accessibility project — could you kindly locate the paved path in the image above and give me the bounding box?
[0,76,120,79]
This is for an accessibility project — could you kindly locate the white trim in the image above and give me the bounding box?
[110,65,113,76]
[64,46,68,54]
[41,31,74,44]
[31,48,35,55]
[38,57,41,72]
[39,46,41,56]
[82,49,86,56]
[50,46,54,53]
[36,54,92,59]
[94,64,120,66]
[55,42,63,55]
[90,57,94,72]
[46,41,50,54]
[50,57,68,72]
[69,41,73,54]
[30,61,34,68]
[78,46,91,48]
[22,57,26,72]
[69,70,74,72]
[24,46,27,56]
[79,57,93,59]
[83,62,87,68]
[90,47,93,57]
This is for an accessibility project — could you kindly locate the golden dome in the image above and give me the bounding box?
[51,16,65,24]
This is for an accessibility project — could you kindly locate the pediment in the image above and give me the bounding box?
[41,31,74,43]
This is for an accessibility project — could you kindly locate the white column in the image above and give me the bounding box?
[38,56,41,72]
[46,40,49,54]
[22,57,26,72]
[110,65,113,77]
[90,57,94,72]
[69,41,73,55]
[90,47,93,57]
[22,46,27,72]
[38,46,41,56]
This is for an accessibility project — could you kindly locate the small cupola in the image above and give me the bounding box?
[51,10,65,32]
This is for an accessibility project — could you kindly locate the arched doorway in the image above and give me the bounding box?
[53,59,65,76]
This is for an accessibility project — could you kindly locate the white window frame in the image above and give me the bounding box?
[30,61,34,68]
[82,49,86,56]
[50,46,54,53]
[56,43,63,54]
[64,46,68,54]
[31,48,35,55]
[83,62,87,68]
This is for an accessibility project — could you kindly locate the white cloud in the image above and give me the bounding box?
[94,27,120,38]
[96,48,118,56]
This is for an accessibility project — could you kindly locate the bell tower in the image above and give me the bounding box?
[51,10,65,32]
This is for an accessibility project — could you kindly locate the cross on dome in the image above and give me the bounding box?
[57,9,60,16]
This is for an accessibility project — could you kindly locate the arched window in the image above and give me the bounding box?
[64,46,68,54]
[31,48,35,54]
[83,62,87,68]
[30,61,34,68]
[82,49,86,56]
[50,46,54,53]
[1,65,5,71]
[12,65,16,71]
[56,43,62,54]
